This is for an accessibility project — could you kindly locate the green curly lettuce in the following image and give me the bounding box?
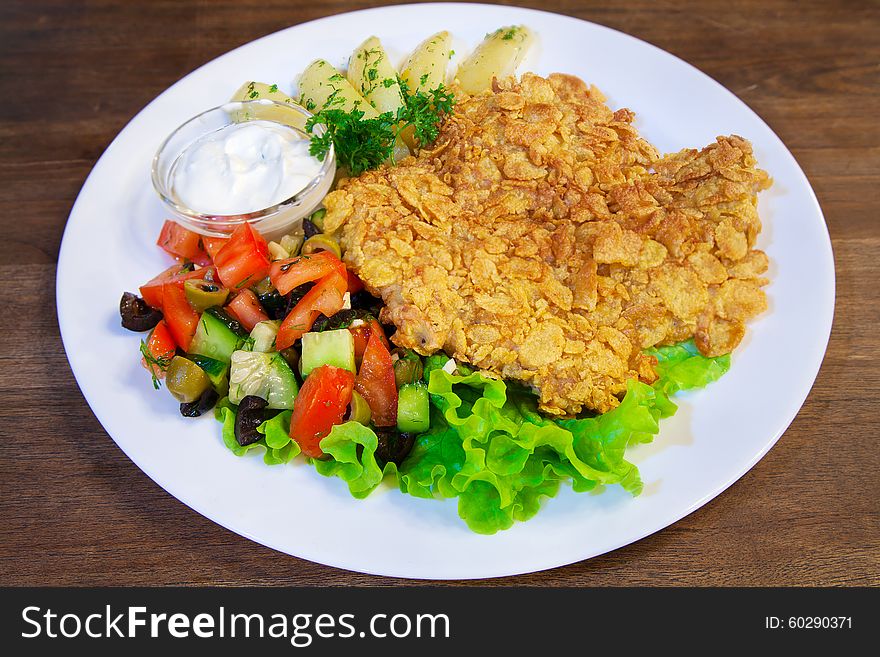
[215,398,300,465]
[214,341,730,534]
[311,421,399,498]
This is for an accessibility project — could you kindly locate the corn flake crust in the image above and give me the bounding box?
[324,73,771,415]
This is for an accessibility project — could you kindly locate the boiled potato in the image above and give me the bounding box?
[229,81,308,129]
[455,26,535,95]
[298,59,380,117]
[400,31,452,93]
[231,81,296,105]
[298,59,409,164]
[347,36,405,115]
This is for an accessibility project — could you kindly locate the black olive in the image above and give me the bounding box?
[257,289,288,320]
[311,308,361,332]
[374,429,415,466]
[350,290,383,315]
[235,395,268,446]
[302,218,321,239]
[285,281,316,315]
[179,388,219,418]
[119,292,163,332]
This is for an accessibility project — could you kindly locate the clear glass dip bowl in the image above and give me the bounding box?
[151,99,335,240]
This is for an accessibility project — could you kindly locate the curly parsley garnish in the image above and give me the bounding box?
[306,109,399,176]
[305,81,455,176]
[397,78,455,146]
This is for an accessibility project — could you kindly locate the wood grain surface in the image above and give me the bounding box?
[1,0,877,586]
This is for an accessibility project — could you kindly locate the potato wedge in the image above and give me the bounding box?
[231,81,295,105]
[347,36,405,115]
[229,81,309,129]
[298,59,379,117]
[455,26,535,95]
[400,31,452,93]
[298,59,409,166]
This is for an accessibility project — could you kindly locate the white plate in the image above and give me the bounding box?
[57,3,834,579]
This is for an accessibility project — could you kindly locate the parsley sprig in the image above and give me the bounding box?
[305,81,455,176]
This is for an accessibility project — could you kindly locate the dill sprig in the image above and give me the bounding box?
[139,339,172,390]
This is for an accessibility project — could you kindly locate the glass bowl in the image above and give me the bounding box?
[151,99,335,240]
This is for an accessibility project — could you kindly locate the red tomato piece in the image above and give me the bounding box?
[269,251,348,296]
[201,236,229,261]
[225,289,270,332]
[139,264,214,310]
[141,320,177,381]
[289,365,355,458]
[354,330,398,427]
[275,273,347,350]
[349,317,389,366]
[213,223,270,290]
[350,325,371,366]
[156,220,210,264]
[161,281,200,350]
[346,272,365,294]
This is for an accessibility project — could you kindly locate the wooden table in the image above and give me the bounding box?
[1,0,877,586]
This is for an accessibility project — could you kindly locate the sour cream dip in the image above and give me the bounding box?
[170,120,323,216]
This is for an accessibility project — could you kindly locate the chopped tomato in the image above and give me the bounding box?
[141,320,176,381]
[354,330,398,427]
[349,317,389,365]
[161,281,200,350]
[213,223,270,290]
[275,273,348,350]
[226,289,270,332]
[156,220,210,265]
[140,264,214,310]
[270,251,348,295]
[289,365,355,458]
[346,272,365,294]
[201,235,229,261]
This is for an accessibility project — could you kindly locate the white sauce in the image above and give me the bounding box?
[171,120,322,215]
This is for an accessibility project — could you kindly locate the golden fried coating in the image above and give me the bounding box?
[324,73,771,415]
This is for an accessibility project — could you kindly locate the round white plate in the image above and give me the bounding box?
[57,3,834,579]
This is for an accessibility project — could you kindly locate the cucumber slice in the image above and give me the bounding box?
[397,383,430,433]
[187,354,230,397]
[301,328,356,376]
[189,311,244,365]
[267,354,298,409]
[228,350,298,409]
[204,306,248,336]
[250,320,280,353]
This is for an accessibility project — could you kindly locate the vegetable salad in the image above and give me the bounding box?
[121,216,729,534]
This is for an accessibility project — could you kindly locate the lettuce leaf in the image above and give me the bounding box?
[649,340,730,396]
[214,398,300,465]
[311,421,397,498]
[214,341,730,534]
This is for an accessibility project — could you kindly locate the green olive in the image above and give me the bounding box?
[309,208,327,232]
[301,234,342,259]
[346,390,372,425]
[251,276,275,297]
[393,352,424,388]
[184,279,229,311]
[165,356,211,403]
